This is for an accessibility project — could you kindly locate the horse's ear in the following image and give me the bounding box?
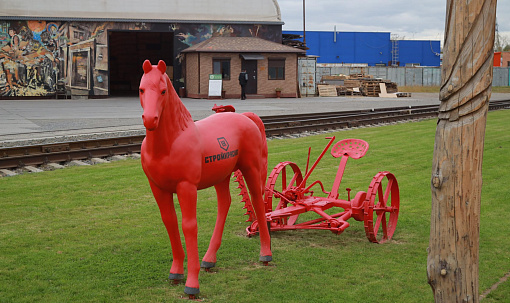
[143,60,152,74]
[157,60,167,74]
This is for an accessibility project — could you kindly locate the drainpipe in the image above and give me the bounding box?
[198,53,201,95]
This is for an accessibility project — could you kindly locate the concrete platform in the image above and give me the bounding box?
[0,93,507,146]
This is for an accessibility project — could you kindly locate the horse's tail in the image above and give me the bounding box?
[242,112,268,192]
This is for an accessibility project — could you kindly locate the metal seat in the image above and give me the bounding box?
[55,81,70,99]
[331,138,369,159]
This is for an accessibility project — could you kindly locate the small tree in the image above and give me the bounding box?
[494,21,509,52]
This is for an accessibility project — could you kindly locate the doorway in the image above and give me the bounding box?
[108,31,174,96]
[242,60,257,94]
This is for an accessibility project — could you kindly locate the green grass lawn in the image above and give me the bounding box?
[1,110,509,302]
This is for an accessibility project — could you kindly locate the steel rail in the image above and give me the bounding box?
[0,100,508,170]
[259,104,439,122]
[0,136,144,169]
[263,107,439,136]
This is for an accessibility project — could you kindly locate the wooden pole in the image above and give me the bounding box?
[302,0,306,47]
[427,0,497,302]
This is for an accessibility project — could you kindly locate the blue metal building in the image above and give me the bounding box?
[396,40,441,66]
[284,30,441,66]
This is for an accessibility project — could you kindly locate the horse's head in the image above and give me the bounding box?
[139,60,169,131]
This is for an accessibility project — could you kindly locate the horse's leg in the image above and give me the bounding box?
[201,176,232,269]
[241,168,272,263]
[149,181,185,281]
[176,181,200,296]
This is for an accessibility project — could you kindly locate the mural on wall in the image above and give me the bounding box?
[0,20,66,96]
[0,20,151,97]
[0,20,279,97]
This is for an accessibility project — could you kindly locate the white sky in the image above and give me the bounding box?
[279,0,510,44]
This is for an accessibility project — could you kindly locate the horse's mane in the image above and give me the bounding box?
[164,73,192,131]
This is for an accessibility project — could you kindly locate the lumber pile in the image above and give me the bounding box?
[361,79,381,97]
[378,82,412,98]
[317,85,338,97]
[349,73,373,79]
[282,33,308,50]
[322,75,348,80]
[319,73,407,97]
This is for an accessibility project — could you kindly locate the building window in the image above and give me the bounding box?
[213,58,231,80]
[268,59,285,80]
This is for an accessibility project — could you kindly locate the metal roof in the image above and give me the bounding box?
[0,0,282,24]
[181,37,306,54]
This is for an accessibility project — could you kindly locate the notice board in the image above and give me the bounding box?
[208,74,222,97]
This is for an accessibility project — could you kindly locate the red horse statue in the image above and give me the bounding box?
[139,60,272,296]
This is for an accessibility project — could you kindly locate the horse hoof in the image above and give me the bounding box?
[201,261,216,270]
[259,255,272,263]
[169,273,184,284]
[184,286,200,296]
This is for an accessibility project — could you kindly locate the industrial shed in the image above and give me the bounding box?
[0,0,283,98]
[283,30,441,67]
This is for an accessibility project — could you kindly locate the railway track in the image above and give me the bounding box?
[262,104,440,136]
[1,100,509,173]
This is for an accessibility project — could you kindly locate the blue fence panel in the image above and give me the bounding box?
[493,67,510,86]
[423,67,442,86]
[368,67,388,79]
[405,68,423,86]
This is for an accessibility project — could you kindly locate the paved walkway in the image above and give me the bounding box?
[0,93,508,145]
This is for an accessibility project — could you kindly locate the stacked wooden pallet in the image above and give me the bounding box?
[337,87,362,96]
[361,79,382,97]
[378,82,412,98]
[340,79,363,95]
[343,79,362,88]
[318,73,402,98]
[349,73,372,79]
[317,85,338,97]
[384,81,398,93]
[322,75,348,81]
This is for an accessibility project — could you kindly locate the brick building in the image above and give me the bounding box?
[182,37,305,99]
[494,52,510,67]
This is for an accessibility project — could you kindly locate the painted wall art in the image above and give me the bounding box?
[0,20,280,98]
